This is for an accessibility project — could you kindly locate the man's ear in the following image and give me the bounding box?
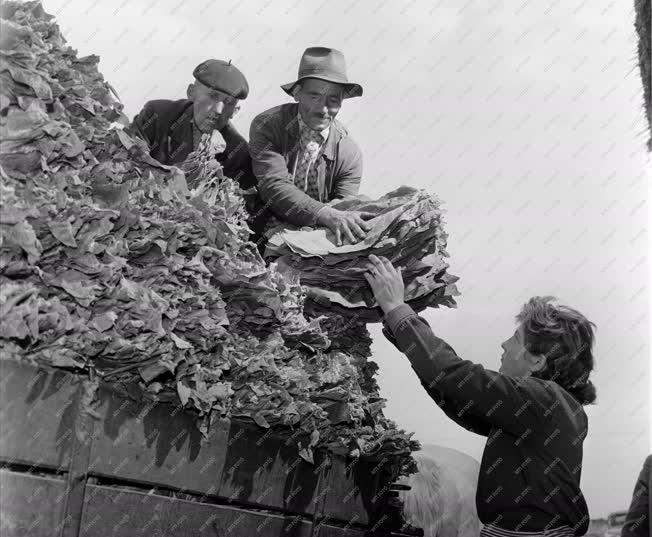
[291,84,301,102]
[186,83,195,100]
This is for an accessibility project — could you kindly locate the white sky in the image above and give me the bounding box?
[45,0,650,518]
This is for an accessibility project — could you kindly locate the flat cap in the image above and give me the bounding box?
[192,59,249,100]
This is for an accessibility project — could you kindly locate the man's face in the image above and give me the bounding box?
[499,326,545,377]
[190,82,240,132]
[294,78,344,131]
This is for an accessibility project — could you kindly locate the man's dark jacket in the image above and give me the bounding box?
[129,98,256,189]
[129,98,269,247]
[249,102,363,228]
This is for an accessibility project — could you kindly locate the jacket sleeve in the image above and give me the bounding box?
[128,101,159,151]
[382,323,492,437]
[383,304,551,438]
[621,455,651,537]
[221,124,257,190]
[249,113,325,227]
[332,138,362,199]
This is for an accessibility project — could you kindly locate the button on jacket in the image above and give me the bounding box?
[249,102,363,227]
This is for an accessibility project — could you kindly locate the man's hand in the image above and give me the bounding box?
[364,254,406,314]
[317,207,375,246]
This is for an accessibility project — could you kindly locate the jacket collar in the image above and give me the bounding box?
[322,124,342,161]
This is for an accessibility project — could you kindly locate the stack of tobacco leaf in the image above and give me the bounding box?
[0,1,418,471]
[265,186,460,322]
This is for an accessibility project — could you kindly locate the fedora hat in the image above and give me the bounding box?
[281,47,363,98]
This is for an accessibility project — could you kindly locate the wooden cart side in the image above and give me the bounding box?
[0,361,420,535]
[0,360,77,471]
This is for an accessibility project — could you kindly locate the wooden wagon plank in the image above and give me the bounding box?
[89,383,322,515]
[0,469,67,537]
[79,484,312,537]
[216,420,321,515]
[312,524,366,537]
[315,456,382,526]
[312,523,423,537]
[88,383,228,499]
[0,361,77,471]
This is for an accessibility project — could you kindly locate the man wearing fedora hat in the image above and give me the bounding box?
[249,47,374,247]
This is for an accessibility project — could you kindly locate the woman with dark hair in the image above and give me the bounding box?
[364,254,597,537]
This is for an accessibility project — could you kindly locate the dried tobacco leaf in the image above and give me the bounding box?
[0,1,421,474]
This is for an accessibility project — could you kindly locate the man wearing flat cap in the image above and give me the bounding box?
[130,58,256,191]
[250,47,373,247]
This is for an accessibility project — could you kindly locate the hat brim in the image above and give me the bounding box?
[281,77,363,99]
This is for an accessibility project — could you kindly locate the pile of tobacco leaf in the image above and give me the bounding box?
[265,186,460,321]
[0,1,419,471]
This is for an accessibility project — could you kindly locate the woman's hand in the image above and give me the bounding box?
[364,254,406,314]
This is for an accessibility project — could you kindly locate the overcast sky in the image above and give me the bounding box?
[46,0,651,518]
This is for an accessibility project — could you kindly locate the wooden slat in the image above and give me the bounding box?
[0,469,67,537]
[88,383,228,497]
[0,361,77,471]
[312,523,366,536]
[313,524,423,537]
[317,455,414,530]
[216,420,321,515]
[316,456,381,526]
[89,383,321,515]
[79,484,312,537]
[61,397,94,537]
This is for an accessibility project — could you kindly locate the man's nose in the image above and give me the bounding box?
[213,101,225,114]
[317,102,329,116]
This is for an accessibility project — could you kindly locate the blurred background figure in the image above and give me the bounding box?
[620,454,651,537]
[399,444,481,537]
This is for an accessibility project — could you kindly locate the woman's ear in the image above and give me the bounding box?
[530,353,547,372]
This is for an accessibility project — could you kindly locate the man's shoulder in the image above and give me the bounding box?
[140,98,191,113]
[252,102,295,126]
[329,118,361,159]
[136,99,192,125]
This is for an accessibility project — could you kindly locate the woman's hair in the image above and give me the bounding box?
[516,296,597,405]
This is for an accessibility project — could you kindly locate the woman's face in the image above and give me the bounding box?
[499,326,545,377]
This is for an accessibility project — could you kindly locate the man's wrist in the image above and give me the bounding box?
[381,301,406,316]
[315,206,332,226]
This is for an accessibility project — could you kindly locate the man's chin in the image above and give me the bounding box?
[309,118,330,131]
[199,120,226,133]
